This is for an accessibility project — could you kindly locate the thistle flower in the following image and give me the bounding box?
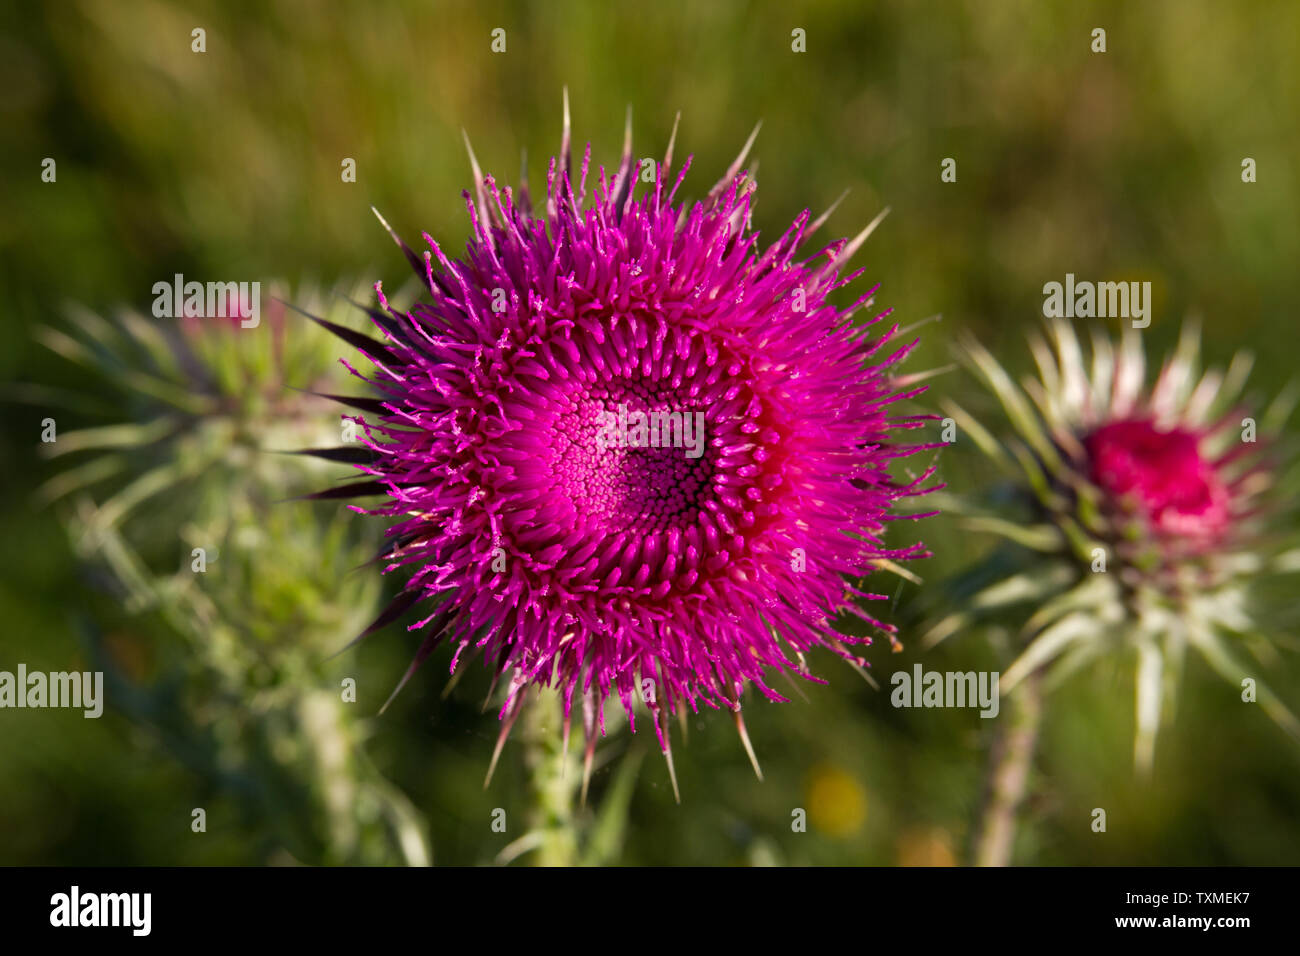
[35,283,430,865]
[38,282,368,518]
[932,319,1300,771]
[311,100,938,796]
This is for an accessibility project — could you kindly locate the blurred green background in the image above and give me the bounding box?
[2,0,1299,866]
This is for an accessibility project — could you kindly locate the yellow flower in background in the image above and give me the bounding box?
[805,764,867,837]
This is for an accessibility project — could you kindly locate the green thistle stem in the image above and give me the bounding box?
[971,667,1043,867]
[297,690,431,866]
[522,690,580,867]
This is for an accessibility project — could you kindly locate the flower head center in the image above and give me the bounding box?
[558,381,714,533]
[1084,418,1230,538]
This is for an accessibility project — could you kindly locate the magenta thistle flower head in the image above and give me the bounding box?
[940,319,1300,769]
[305,103,937,792]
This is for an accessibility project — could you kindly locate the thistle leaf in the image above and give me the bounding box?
[1003,611,1108,691]
[1186,622,1300,745]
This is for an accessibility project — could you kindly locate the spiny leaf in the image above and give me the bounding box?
[962,333,1062,472]
[958,516,1063,552]
[939,399,1012,468]
[1003,612,1109,691]
[1020,572,1117,638]
[1134,637,1165,774]
[41,419,177,458]
[1186,622,1300,745]
[36,453,129,504]
[920,563,1074,648]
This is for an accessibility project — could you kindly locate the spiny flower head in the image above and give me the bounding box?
[313,105,938,792]
[36,286,423,866]
[38,284,376,498]
[36,282,384,645]
[933,319,1299,769]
